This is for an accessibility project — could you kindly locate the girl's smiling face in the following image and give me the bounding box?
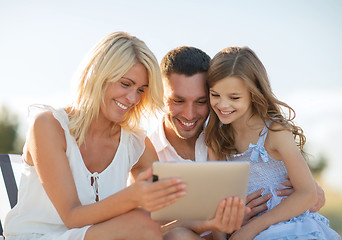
[209,76,252,125]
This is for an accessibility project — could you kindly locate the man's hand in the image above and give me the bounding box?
[207,197,250,233]
[278,175,326,212]
[309,179,326,212]
[243,189,272,225]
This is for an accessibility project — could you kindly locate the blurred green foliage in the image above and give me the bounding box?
[0,105,23,154]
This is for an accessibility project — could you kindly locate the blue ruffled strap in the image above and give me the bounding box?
[249,143,269,162]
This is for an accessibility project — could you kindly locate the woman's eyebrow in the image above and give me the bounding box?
[121,76,135,84]
[121,77,148,87]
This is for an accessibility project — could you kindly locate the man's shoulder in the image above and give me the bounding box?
[149,118,168,153]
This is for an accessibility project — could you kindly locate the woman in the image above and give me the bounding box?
[4,32,187,240]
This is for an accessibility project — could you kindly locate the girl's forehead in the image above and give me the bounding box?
[211,76,248,91]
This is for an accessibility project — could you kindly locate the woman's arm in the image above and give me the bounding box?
[26,112,186,228]
[130,137,187,212]
[230,128,317,239]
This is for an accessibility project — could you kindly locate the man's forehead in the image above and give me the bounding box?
[164,72,207,90]
[164,77,207,101]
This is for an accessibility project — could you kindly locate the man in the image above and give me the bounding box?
[150,46,325,239]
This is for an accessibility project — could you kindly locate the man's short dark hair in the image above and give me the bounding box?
[160,46,211,77]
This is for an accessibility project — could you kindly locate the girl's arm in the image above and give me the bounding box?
[26,112,186,229]
[231,127,317,239]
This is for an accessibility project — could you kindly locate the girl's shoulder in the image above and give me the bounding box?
[268,120,290,131]
[266,121,295,151]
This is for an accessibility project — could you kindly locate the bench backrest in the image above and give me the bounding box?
[0,154,23,236]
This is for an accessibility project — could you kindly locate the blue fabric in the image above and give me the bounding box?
[230,122,340,240]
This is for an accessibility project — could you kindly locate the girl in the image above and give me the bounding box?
[4,32,188,240]
[205,47,340,240]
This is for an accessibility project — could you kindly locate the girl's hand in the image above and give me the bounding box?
[131,168,187,212]
[243,189,272,225]
[206,197,249,234]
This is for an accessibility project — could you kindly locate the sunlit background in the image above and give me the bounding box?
[1,0,341,233]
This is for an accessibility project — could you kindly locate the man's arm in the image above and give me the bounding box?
[243,175,326,225]
[277,175,325,212]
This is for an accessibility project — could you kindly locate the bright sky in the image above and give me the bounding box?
[0,0,341,191]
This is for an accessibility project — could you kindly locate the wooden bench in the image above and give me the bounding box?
[0,154,22,238]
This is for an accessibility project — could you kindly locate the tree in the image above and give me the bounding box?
[0,105,23,154]
[303,147,328,177]
[307,153,328,177]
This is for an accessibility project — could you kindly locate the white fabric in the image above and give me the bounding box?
[0,154,23,232]
[149,117,210,238]
[149,117,208,162]
[4,105,146,240]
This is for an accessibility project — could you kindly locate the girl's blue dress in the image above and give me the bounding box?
[230,123,340,240]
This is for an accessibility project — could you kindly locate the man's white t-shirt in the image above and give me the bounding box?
[149,117,208,162]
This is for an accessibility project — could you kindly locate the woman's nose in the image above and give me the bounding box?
[126,90,140,105]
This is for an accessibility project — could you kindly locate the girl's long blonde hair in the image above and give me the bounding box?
[205,47,305,159]
[68,32,163,146]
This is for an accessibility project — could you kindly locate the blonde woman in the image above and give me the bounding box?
[4,32,187,240]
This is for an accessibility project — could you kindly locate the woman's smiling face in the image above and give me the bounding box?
[101,63,148,123]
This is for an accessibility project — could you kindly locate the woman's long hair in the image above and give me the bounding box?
[205,47,305,159]
[68,32,163,146]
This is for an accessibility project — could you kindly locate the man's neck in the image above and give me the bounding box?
[163,121,201,161]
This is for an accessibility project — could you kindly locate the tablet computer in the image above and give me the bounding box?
[151,161,250,221]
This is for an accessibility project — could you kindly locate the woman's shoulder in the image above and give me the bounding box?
[28,104,69,130]
[25,106,68,165]
[123,127,147,142]
[32,110,59,129]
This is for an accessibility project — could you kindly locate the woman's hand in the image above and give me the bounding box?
[131,168,187,212]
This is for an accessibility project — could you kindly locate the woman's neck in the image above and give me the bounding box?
[87,112,120,140]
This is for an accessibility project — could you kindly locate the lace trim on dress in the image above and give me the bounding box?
[89,172,99,202]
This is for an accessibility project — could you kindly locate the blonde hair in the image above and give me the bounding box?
[68,32,163,145]
[205,47,305,159]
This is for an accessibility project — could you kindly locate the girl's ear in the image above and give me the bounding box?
[250,92,255,102]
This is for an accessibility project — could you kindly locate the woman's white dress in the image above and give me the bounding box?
[4,106,146,240]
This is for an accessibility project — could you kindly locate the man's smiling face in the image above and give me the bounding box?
[164,72,209,140]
